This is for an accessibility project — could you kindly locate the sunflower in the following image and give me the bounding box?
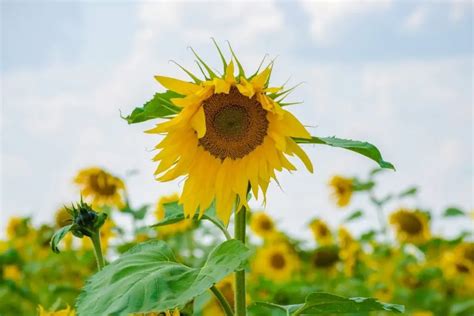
[38,305,75,316]
[329,175,353,207]
[252,242,299,283]
[2,264,21,282]
[155,194,193,237]
[55,207,73,228]
[74,167,125,209]
[311,245,340,269]
[250,211,275,238]
[6,217,29,239]
[309,219,333,246]
[338,227,359,276]
[389,208,430,244]
[146,43,313,224]
[441,242,474,292]
[203,275,237,316]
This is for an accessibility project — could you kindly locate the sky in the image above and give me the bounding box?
[1,0,473,241]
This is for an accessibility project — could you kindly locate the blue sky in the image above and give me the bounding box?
[1,0,472,239]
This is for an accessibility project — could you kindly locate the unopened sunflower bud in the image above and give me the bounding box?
[65,200,108,238]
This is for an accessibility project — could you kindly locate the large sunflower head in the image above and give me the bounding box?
[74,167,125,210]
[154,193,192,237]
[252,242,299,283]
[389,208,430,244]
[146,42,313,224]
[250,211,275,238]
[309,218,333,246]
[329,175,353,207]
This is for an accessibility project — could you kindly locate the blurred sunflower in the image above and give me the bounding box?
[389,208,430,244]
[6,217,29,239]
[311,245,340,270]
[2,264,21,282]
[329,175,353,207]
[155,194,192,237]
[252,243,299,283]
[146,43,313,224]
[55,207,73,228]
[74,167,125,209]
[38,305,75,316]
[441,242,474,291]
[309,219,333,246]
[338,227,359,276]
[250,211,275,238]
[203,275,238,316]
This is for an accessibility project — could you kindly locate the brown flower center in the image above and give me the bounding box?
[89,171,117,196]
[398,214,423,234]
[270,252,286,269]
[313,248,339,268]
[259,218,273,231]
[199,87,268,160]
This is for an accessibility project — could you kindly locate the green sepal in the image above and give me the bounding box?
[293,136,395,170]
[50,225,73,254]
[123,90,182,124]
[227,41,245,79]
[211,37,227,74]
[170,60,202,83]
[189,46,217,78]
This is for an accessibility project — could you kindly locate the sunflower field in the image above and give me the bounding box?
[1,42,472,316]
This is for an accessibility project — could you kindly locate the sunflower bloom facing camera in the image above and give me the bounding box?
[329,175,354,207]
[146,44,313,224]
[309,218,333,246]
[74,167,125,209]
[252,242,299,283]
[389,208,430,244]
[250,211,275,238]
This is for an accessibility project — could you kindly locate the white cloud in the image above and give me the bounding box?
[299,0,392,44]
[402,6,428,31]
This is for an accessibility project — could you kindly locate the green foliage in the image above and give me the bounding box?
[398,186,418,198]
[344,210,364,222]
[50,225,73,253]
[76,239,250,315]
[293,136,395,170]
[443,207,465,217]
[252,292,404,315]
[123,90,182,124]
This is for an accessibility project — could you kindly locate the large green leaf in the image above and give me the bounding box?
[252,292,404,315]
[293,136,395,170]
[123,90,182,124]
[76,239,250,315]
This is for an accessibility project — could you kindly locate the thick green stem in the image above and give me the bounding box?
[234,204,247,316]
[210,285,234,316]
[90,232,105,271]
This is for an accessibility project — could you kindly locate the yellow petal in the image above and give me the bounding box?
[281,110,311,139]
[213,78,231,94]
[236,77,254,97]
[287,139,313,173]
[190,106,206,138]
[251,66,271,90]
[225,60,235,84]
[154,76,201,95]
[264,86,282,93]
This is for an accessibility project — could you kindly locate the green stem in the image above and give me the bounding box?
[234,203,247,316]
[90,232,105,271]
[210,285,234,316]
[202,214,232,240]
[369,191,389,242]
[291,305,307,316]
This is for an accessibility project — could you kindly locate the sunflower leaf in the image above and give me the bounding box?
[76,239,250,316]
[251,292,404,315]
[122,90,182,124]
[443,207,465,217]
[344,210,364,222]
[50,224,73,254]
[294,136,395,170]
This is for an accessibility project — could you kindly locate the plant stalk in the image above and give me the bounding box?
[234,204,247,316]
[210,285,234,316]
[90,232,105,271]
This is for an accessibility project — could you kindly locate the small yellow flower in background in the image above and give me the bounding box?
[441,242,474,292]
[3,264,21,282]
[338,227,360,276]
[74,167,125,209]
[155,194,192,237]
[203,275,237,316]
[250,211,275,238]
[38,305,75,316]
[309,219,333,246]
[6,217,29,239]
[311,246,340,270]
[146,44,313,224]
[252,242,299,283]
[329,175,354,207]
[389,208,430,244]
[55,207,73,228]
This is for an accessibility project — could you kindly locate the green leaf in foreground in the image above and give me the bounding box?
[50,224,73,254]
[76,239,250,315]
[443,207,465,217]
[252,292,404,315]
[293,136,395,170]
[123,90,182,124]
